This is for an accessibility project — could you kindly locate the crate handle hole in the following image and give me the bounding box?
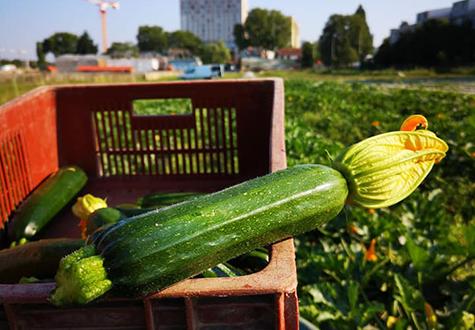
[132,98,192,116]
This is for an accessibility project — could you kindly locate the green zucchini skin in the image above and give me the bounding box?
[87,208,126,236]
[10,166,87,240]
[0,239,84,283]
[201,262,245,278]
[228,249,269,273]
[139,192,204,208]
[115,205,159,217]
[93,164,348,296]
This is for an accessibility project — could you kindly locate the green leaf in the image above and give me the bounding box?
[347,280,360,312]
[464,225,475,257]
[394,274,425,313]
[405,236,431,271]
[361,302,386,324]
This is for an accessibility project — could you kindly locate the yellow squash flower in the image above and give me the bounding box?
[72,194,108,239]
[72,194,108,220]
[333,115,448,208]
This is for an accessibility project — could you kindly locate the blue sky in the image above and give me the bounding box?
[0,0,457,60]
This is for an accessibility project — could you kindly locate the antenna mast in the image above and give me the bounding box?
[86,0,120,53]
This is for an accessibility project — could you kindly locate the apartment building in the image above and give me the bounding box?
[180,0,248,50]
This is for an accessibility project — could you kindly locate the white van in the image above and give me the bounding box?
[181,64,224,80]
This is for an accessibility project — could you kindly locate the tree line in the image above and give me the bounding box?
[36,28,231,69]
[36,32,98,68]
[374,19,475,68]
[34,6,374,70]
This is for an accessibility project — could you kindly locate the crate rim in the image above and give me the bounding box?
[0,77,284,109]
[0,239,296,304]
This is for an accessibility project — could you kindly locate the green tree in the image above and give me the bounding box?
[201,42,231,64]
[76,32,98,55]
[240,8,291,50]
[301,42,315,68]
[42,32,79,57]
[167,31,203,55]
[233,24,249,50]
[318,6,373,67]
[355,4,366,18]
[314,42,321,61]
[319,15,357,67]
[350,6,373,61]
[373,38,392,67]
[106,42,139,58]
[137,26,168,53]
[36,42,47,70]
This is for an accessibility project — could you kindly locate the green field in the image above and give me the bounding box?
[0,72,147,105]
[1,72,474,329]
[284,80,474,329]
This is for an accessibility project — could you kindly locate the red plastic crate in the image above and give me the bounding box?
[0,79,299,329]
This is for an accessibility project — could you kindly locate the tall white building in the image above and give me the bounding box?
[290,17,301,48]
[180,0,248,50]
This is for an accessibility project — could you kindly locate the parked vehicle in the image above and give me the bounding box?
[180,64,224,80]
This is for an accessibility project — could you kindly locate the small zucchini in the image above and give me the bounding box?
[87,208,126,236]
[0,238,84,283]
[115,204,158,217]
[228,248,269,273]
[139,192,204,208]
[201,262,245,278]
[9,166,87,240]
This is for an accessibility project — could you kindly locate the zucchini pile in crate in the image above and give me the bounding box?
[50,115,449,306]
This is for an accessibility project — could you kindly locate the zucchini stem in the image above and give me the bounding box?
[49,245,112,306]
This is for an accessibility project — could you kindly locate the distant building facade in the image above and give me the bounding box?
[290,17,301,48]
[416,7,452,25]
[451,0,475,25]
[389,22,416,45]
[180,0,248,50]
[389,0,475,44]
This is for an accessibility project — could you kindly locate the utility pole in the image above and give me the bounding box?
[85,0,120,54]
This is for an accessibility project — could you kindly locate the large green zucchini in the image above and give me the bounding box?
[51,165,348,304]
[10,166,87,240]
[97,165,347,295]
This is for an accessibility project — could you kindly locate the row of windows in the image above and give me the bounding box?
[181,1,244,11]
[183,23,235,42]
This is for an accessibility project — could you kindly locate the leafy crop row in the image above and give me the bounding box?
[285,80,475,329]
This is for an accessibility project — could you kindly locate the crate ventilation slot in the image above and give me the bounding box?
[93,108,239,177]
[0,132,31,227]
